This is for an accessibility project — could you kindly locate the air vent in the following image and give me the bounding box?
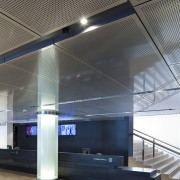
[0,13,39,55]
[1,0,127,36]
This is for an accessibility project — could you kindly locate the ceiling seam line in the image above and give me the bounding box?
[6,64,59,84]
[7,61,108,94]
[0,81,40,95]
[54,44,134,93]
[54,44,163,109]
[131,0,152,7]
[140,91,178,112]
[0,12,41,37]
[6,63,118,106]
[133,10,180,87]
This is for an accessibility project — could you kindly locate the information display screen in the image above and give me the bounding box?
[58,124,76,135]
[26,126,37,136]
[26,124,76,136]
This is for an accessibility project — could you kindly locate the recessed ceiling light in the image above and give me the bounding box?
[83,25,100,33]
[23,109,27,113]
[80,18,88,25]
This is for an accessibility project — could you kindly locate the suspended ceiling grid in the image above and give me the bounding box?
[0,0,127,35]
[56,14,179,112]
[133,0,180,113]
[0,13,39,55]
[129,0,150,6]
[0,0,180,122]
[6,13,176,120]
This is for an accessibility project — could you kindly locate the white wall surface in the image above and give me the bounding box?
[0,96,8,149]
[0,94,13,149]
[134,114,180,148]
[0,123,8,149]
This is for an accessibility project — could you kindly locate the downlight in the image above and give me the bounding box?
[80,17,88,25]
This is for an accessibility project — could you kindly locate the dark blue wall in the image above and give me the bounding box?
[14,117,133,165]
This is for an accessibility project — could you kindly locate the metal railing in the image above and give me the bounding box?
[132,129,180,161]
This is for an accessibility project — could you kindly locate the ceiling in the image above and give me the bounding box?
[0,0,180,123]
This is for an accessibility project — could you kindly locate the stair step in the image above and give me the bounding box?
[133,140,144,144]
[153,156,174,169]
[148,156,170,167]
[144,154,168,165]
[133,143,148,146]
[133,141,180,180]
[135,151,163,162]
[170,165,180,178]
[164,164,180,175]
[151,173,161,178]
[133,149,158,157]
[170,173,180,180]
[133,144,149,148]
[133,146,153,152]
[160,159,180,173]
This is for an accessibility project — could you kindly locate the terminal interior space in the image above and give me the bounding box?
[0,0,180,180]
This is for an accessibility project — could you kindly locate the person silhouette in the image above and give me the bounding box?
[69,127,73,135]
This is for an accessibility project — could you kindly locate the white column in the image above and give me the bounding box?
[37,46,59,180]
[0,93,13,149]
[37,111,58,180]
[7,93,13,148]
[0,122,8,149]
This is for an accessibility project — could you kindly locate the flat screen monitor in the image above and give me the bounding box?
[58,124,76,136]
[82,148,90,154]
[25,124,76,136]
[26,126,37,136]
[7,145,12,150]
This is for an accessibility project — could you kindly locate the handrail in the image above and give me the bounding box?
[134,129,180,151]
[133,132,180,156]
[145,140,180,159]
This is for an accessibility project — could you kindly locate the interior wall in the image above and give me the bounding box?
[0,95,8,149]
[0,123,7,149]
[14,117,133,165]
[134,114,180,148]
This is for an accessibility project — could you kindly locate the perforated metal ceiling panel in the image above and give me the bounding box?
[13,90,37,108]
[0,13,39,55]
[139,85,178,108]
[0,82,16,96]
[59,101,107,116]
[129,0,149,6]
[1,0,180,119]
[57,15,178,93]
[134,80,180,112]
[151,91,180,110]
[169,65,180,79]
[134,95,153,111]
[135,0,180,65]
[137,90,180,116]
[1,0,127,35]
[0,64,40,92]
[8,45,132,98]
[5,44,136,120]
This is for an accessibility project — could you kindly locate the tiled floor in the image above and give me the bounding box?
[0,169,36,180]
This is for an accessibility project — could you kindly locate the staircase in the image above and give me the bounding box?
[130,140,180,180]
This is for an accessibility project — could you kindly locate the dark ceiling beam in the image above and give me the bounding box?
[0,1,135,63]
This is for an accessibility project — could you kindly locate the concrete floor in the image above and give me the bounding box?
[0,169,36,180]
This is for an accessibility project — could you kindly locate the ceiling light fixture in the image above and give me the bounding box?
[80,17,88,25]
[83,25,100,33]
[0,109,11,112]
